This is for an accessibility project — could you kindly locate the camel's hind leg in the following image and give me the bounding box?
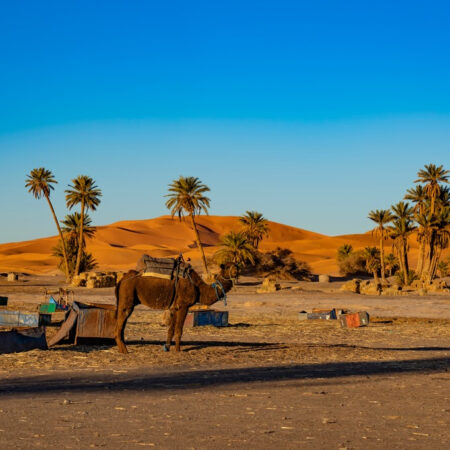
[115,302,135,354]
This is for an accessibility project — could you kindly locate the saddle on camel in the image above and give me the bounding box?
[115,254,233,354]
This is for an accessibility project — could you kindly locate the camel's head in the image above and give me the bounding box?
[215,263,237,281]
[208,264,234,305]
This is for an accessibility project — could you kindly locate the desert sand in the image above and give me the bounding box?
[0,274,449,448]
[0,215,430,275]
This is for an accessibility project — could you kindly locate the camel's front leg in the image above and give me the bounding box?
[115,303,134,354]
[174,306,189,352]
[163,309,176,351]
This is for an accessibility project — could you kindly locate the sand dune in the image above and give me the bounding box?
[0,215,442,275]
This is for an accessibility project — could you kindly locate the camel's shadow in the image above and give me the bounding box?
[128,339,285,352]
[51,339,450,354]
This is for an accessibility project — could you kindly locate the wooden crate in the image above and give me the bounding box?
[74,302,116,341]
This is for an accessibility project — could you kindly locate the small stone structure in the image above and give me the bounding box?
[256,277,281,293]
[72,271,125,288]
[318,274,330,283]
[7,273,18,282]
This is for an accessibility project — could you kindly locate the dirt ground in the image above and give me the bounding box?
[0,275,449,449]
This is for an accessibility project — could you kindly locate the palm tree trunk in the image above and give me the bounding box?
[403,239,409,275]
[401,242,409,285]
[380,231,386,283]
[421,231,435,283]
[74,198,85,277]
[428,245,441,282]
[45,194,70,281]
[190,214,209,277]
[415,239,425,277]
[394,244,404,276]
[373,270,379,285]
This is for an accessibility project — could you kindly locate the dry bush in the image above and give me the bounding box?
[337,250,368,276]
[244,247,312,280]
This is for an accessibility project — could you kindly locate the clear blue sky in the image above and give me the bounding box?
[0,0,449,243]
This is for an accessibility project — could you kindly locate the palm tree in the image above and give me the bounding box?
[337,243,353,261]
[61,212,96,249]
[215,231,255,280]
[405,185,427,215]
[415,164,449,215]
[414,212,432,277]
[437,260,449,278]
[239,211,270,249]
[425,206,450,282]
[388,202,416,285]
[413,166,449,282]
[368,209,394,283]
[363,246,381,284]
[53,237,97,276]
[65,176,102,277]
[25,168,70,280]
[384,253,398,277]
[165,176,211,276]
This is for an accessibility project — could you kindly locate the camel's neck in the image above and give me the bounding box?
[190,272,233,306]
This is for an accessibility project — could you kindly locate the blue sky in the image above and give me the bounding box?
[0,1,449,243]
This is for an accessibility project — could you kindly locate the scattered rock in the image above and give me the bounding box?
[256,277,280,293]
[340,279,361,294]
[428,280,448,292]
[382,286,403,296]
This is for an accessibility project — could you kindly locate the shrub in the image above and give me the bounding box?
[337,250,368,276]
[245,247,312,280]
[395,270,417,286]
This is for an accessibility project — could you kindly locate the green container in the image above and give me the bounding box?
[39,303,57,313]
[0,296,8,306]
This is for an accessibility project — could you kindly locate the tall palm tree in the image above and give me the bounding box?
[65,176,102,277]
[368,209,394,283]
[415,164,449,215]
[414,212,432,277]
[25,168,70,280]
[363,246,381,284]
[215,231,255,280]
[165,176,211,276]
[239,211,270,249]
[389,202,416,285]
[406,184,433,277]
[425,206,450,282]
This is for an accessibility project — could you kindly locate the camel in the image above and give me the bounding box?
[114,265,233,353]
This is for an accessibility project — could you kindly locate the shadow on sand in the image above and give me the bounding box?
[1,356,449,397]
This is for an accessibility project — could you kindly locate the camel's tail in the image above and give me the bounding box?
[114,281,120,316]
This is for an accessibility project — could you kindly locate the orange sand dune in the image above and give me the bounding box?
[0,215,441,276]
